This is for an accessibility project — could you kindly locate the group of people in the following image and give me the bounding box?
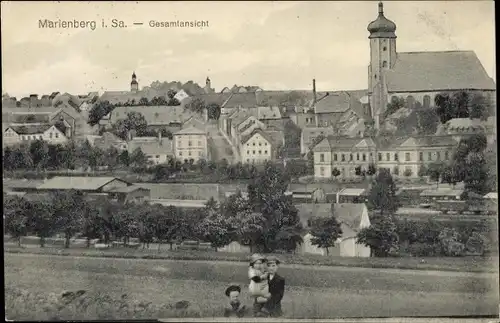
[224,254,285,318]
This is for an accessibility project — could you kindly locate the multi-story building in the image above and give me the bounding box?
[240,128,284,164]
[312,135,457,179]
[173,126,208,162]
[3,124,69,147]
[128,134,174,165]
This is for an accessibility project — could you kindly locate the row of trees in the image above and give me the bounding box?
[4,164,306,253]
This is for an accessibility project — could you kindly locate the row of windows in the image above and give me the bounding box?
[247,158,268,163]
[320,152,374,163]
[377,151,450,162]
[246,142,268,147]
[320,150,451,163]
[177,140,203,147]
[246,150,269,155]
[178,151,203,157]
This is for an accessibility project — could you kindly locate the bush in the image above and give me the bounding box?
[466,232,488,255]
[406,243,442,257]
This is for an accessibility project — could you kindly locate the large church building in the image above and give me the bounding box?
[367,2,496,130]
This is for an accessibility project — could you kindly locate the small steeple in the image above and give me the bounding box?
[378,1,384,15]
[131,71,138,92]
[367,1,396,38]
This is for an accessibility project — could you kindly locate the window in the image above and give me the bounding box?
[179,152,183,156]
[382,61,388,68]
[188,152,191,156]
[386,153,390,161]
[247,144,249,146]
[55,133,59,138]
[356,153,360,161]
[320,154,325,162]
[334,154,338,161]
[394,153,399,161]
[253,150,255,154]
[188,141,192,147]
[383,46,387,51]
[350,154,353,161]
[264,142,267,146]
[378,153,382,161]
[178,141,182,147]
[419,152,423,161]
[436,152,441,161]
[369,152,373,159]
[198,141,201,146]
[50,133,53,138]
[320,167,324,176]
[264,150,268,154]
[445,151,449,160]
[258,150,262,155]
[253,143,256,146]
[247,150,250,155]
[341,154,345,162]
[156,155,160,158]
[39,136,43,140]
[405,153,411,161]
[428,152,432,161]
[247,159,250,163]
[259,142,262,146]
[362,154,366,161]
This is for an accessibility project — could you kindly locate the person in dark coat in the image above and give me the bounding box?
[223,284,247,318]
[262,256,285,317]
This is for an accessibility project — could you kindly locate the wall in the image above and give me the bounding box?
[241,132,272,164]
[219,241,251,253]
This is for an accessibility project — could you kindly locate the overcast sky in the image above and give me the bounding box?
[1,1,495,98]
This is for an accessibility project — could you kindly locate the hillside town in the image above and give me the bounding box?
[3,2,497,258]
[3,2,499,321]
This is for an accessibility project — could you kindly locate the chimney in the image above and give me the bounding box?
[313,79,317,105]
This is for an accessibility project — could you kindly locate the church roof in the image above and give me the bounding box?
[385,51,496,92]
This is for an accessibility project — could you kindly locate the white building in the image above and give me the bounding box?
[173,126,208,161]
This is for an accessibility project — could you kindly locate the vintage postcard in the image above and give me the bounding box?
[2,1,498,322]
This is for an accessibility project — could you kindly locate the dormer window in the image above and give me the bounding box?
[382,61,388,68]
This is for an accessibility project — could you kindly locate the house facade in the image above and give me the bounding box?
[3,124,69,147]
[313,135,457,179]
[296,203,371,257]
[173,126,208,161]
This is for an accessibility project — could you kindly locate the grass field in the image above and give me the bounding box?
[4,244,499,273]
[5,253,499,320]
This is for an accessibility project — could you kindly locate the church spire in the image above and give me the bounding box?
[131,71,138,92]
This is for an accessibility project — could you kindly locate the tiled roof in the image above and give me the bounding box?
[98,89,167,105]
[108,105,196,126]
[326,136,364,149]
[3,179,45,190]
[267,130,285,147]
[302,127,335,147]
[445,117,496,130]
[257,106,282,120]
[420,188,465,197]
[223,92,258,109]
[188,93,233,107]
[53,93,82,110]
[230,110,256,127]
[240,128,270,145]
[174,125,206,135]
[37,176,130,191]
[295,203,366,234]
[313,91,365,115]
[127,138,174,155]
[411,136,458,147]
[9,124,52,135]
[135,183,222,200]
[385,51,496,92]
[374,136,410,150]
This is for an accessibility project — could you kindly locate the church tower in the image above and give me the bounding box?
[131,71,138,92]
[204,77,213,94]
[367,2,397,130]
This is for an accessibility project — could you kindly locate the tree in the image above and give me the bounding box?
[331,167,341,179]
[198,204,235,251]
[161,129,173,140]
[418,164,427,178]
[438,228,465,257]
[354,166,362,176]
[4,196,29,246]
[309,206,343,255]
[415,108,440,135]
[118,150,130,167]
[207,103,222,120]
[464,153,489,195]
[81,203,104,248]
[129,147,149,168]
[465,232,488,255]
[51,190,86,248]
[434,91,486,124]
[427,162,445,184]
[469,93,489,120]
[26,200,58,247]
[29,140,50,170]
[185,98,205,114]
[357,213,399,257]
[88,100,114,126]
[367,168,398,216]
[113,112,148,140]
[384,96,406,119]
[139,97,149,106]
[167,89,177,99]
